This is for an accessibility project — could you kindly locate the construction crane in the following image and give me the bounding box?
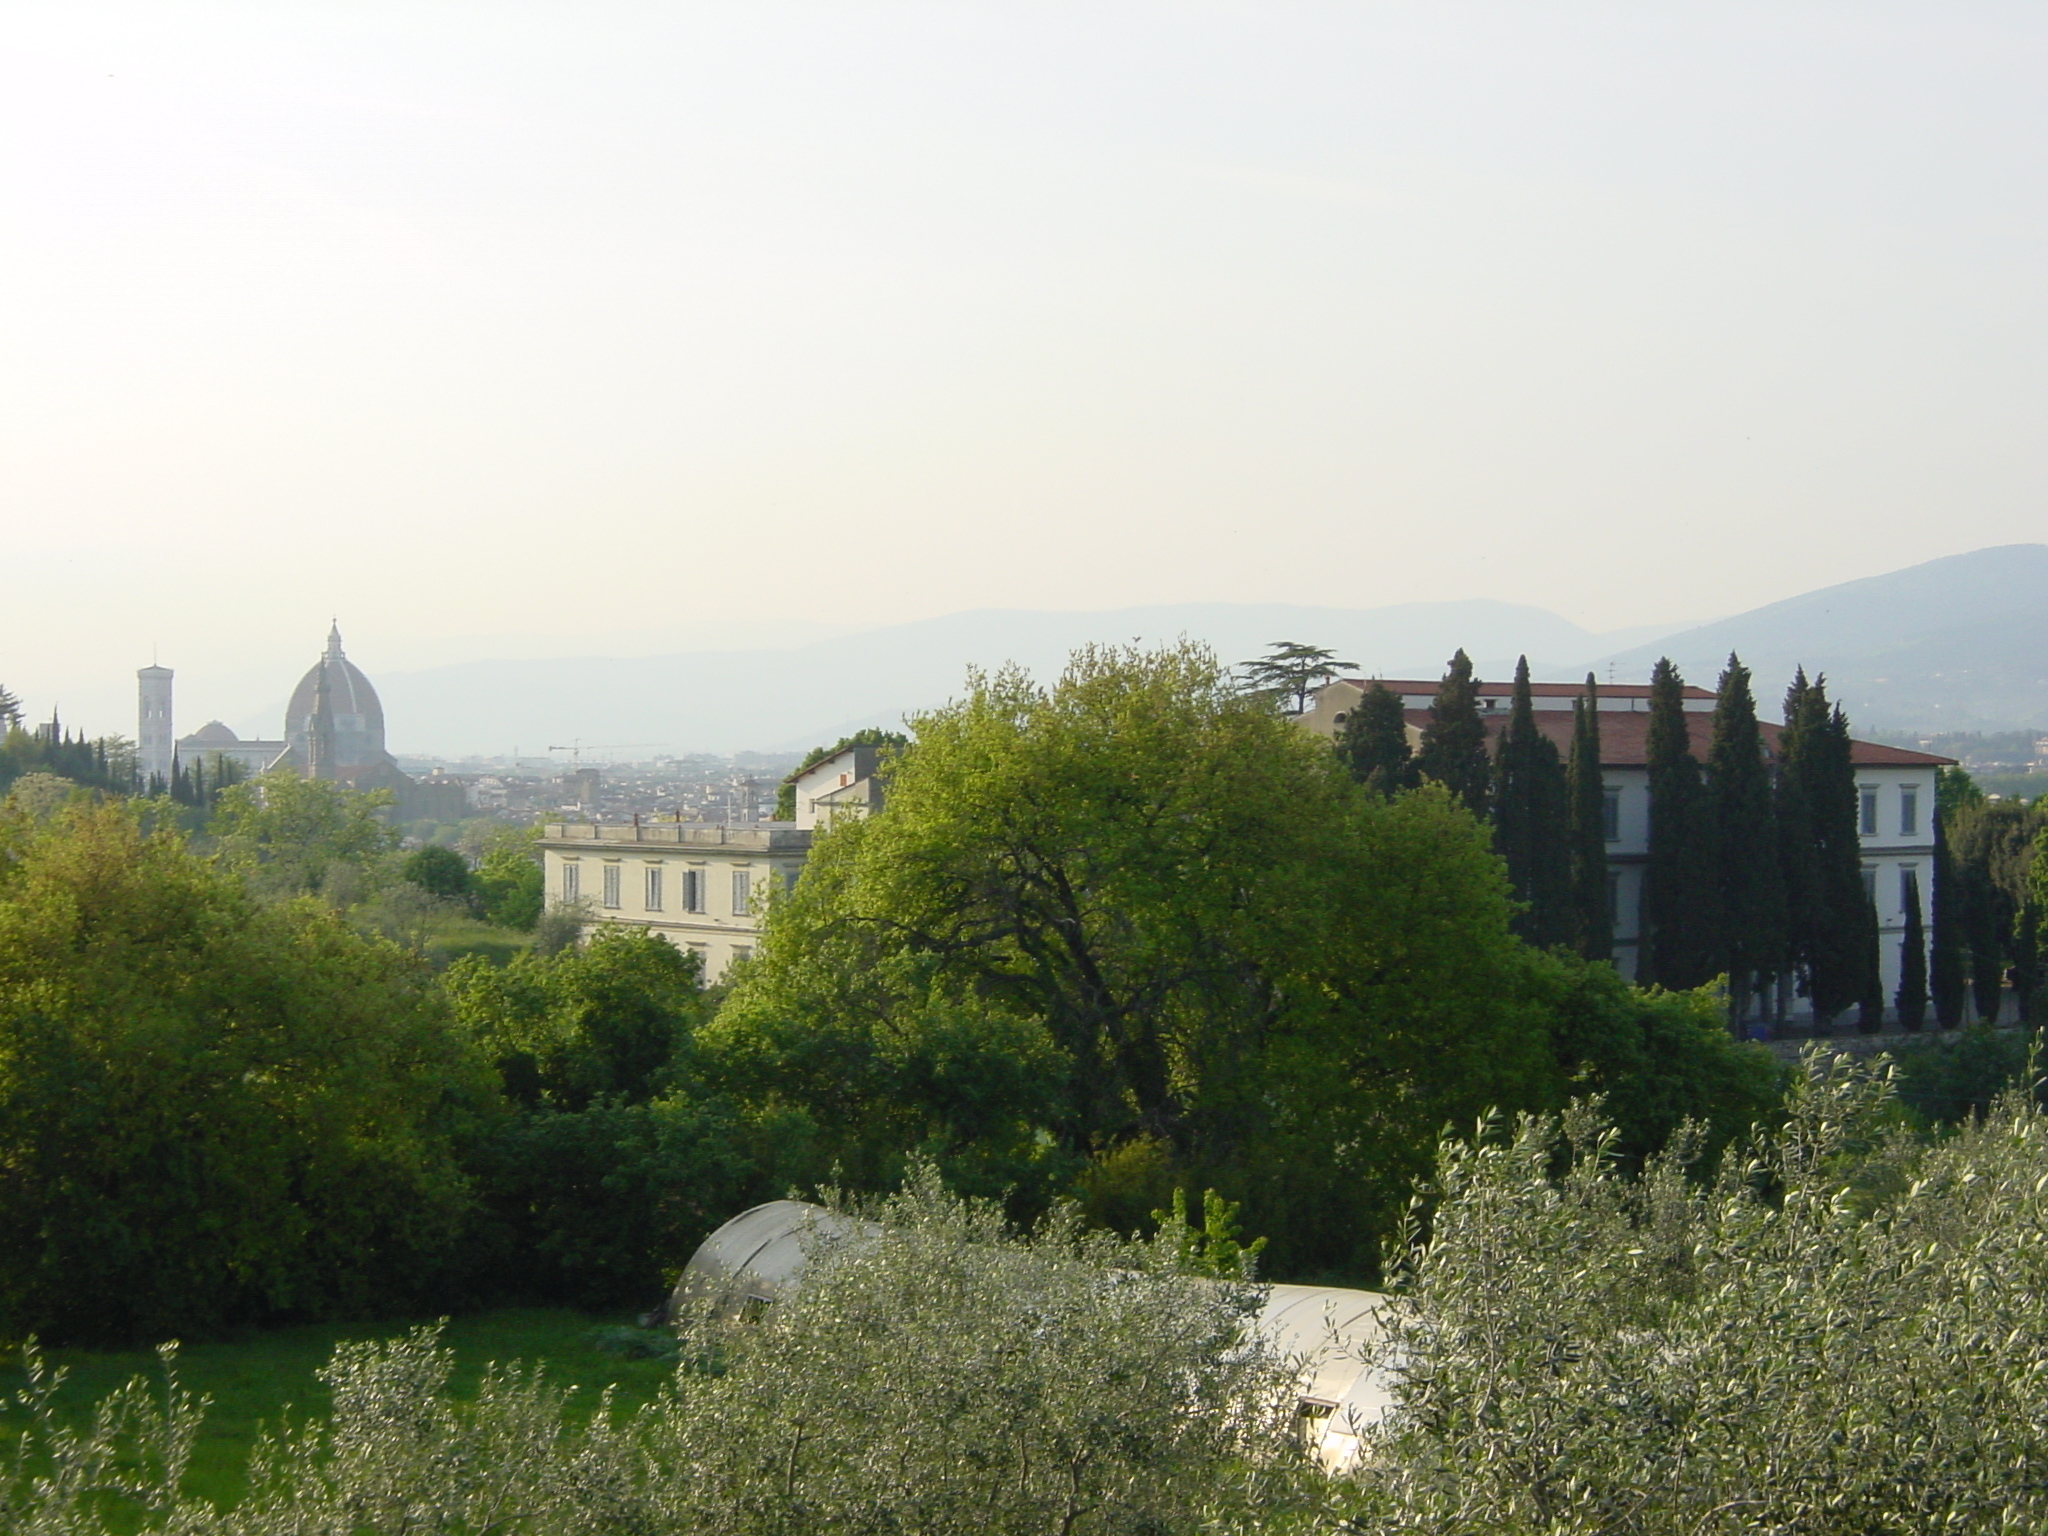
[547,740,656,769]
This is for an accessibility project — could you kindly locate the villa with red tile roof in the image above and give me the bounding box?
[1300,678,1955,1018]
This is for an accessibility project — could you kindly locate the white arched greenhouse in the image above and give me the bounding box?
[666,1200,1394,1469]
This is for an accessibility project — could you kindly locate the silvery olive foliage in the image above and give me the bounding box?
[2,1169,1315,1535]
[1341,1049,2048,1536]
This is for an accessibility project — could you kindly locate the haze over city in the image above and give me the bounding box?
[6,3,2045,740]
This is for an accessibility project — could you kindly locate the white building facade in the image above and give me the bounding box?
[540,821,812,982]
[543,746,890,981]
[1302,678,1952,1020]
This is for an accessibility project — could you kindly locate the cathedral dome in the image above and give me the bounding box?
[282,624,392,772]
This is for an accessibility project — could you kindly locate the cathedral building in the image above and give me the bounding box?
[153,625,465,819]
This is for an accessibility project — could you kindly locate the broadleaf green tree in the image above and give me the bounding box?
[708,643,1557,1276]
[0,803,491,1342]
[208,770,398,900]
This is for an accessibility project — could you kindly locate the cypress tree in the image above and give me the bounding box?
[1856,887,1886,1033]
[1930,812,1967,1028]
[1706,654,1785,1023]
[1566,672,1612,962]
[1492,656,1572,948]
[1642,658,1721,991]
[1897,870,1928,1031]
[1336,681,1413,797]
[1414,649,1491,819]
[1776,670,1823,1022]
[1807,701,1870,1028]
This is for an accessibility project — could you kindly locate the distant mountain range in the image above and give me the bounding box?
[1597,544,2048,734]
[363,545,2048,758]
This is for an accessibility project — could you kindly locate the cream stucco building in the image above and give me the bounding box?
[542,742,890,981]
[541,821,812,981]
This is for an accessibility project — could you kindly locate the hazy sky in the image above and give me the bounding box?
[6,3,2045,735]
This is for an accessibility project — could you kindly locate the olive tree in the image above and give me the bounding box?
[1345,1051,2048,1535]
[3,1173,1320,1535]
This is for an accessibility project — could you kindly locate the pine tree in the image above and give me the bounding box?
[1491,657,1572,947]
[1642,658,1720,990]
[1414,649,1491,819]
[1566,673,1612,962]
[1930,813,1967,1028]
[1336,681,1413,797]
[1237,641,1358,715]
[1897,870,1928,1031]
[1706,654,1785,1023]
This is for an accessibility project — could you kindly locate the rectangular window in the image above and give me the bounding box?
[1900,866,1919,917]
[731,869,752,915]
[1900,785,1919,837]
[1860,787,1879,837]
[1606,871,1620,923]
[561,863,580,902]
[683,869,705,913]
[1861,866,1877,908]
[601,864,621,909]
[645,867,663,910]
[1601,787,1621,843]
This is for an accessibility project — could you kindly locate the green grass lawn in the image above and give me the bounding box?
[5,1307,679,1513]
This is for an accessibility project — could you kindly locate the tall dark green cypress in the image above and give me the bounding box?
[1930,813,1967,1028]
[1808,701,1870,1028]
[1642,658,1721,990]
[1492,656,1572,948]
[1776,670,1823,1020]
[1896,870,1928,1031]
[1706,654,1785,1022]
[1856,887,1886,1033]
[1414,649,1491,819]
[1566,673,1612,962]
[1336,681,1413,797]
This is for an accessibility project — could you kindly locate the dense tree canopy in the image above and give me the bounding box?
[208,770,399,900]
[709,643,1565,1274]
[0,804,491,1342]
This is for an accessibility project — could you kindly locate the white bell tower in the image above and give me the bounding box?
[137,663,175,787]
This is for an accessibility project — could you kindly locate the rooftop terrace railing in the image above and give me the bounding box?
[542,821,811,849]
